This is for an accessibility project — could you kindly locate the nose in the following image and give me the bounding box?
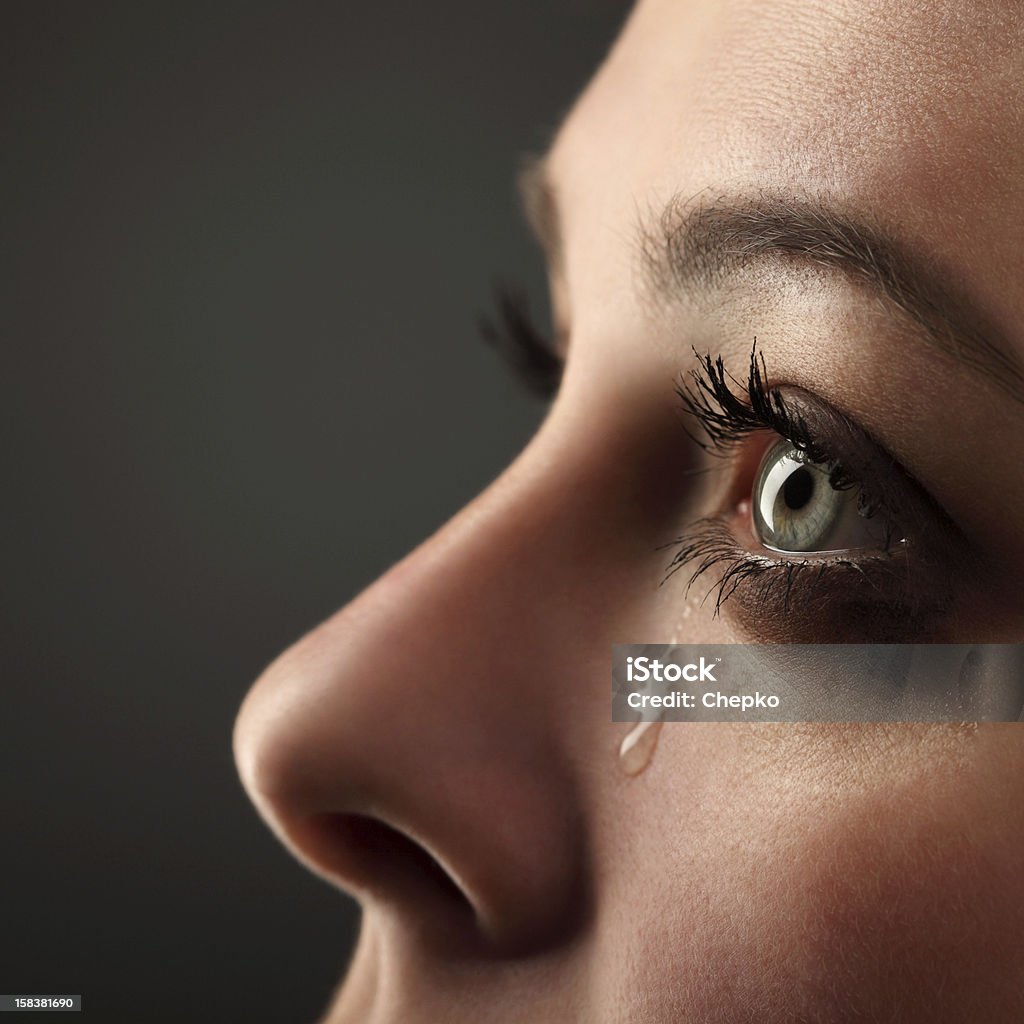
[233,430,600,956]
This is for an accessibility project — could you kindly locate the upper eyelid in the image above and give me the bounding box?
[773,387,960,543]
[678,347,964,549]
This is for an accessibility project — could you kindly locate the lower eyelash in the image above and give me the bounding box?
[663,516,950,643]
[663,517,847,615]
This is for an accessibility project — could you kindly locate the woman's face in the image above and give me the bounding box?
[234,1,1024,1020]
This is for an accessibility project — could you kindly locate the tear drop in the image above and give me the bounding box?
[618,719,664,776]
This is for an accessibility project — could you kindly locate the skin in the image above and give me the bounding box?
[234,1,1024,1020]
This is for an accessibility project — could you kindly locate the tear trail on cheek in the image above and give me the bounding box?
[619,718,663,775]
[617,580,697,777]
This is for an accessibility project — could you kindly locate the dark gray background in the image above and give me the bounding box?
[2,4,626,1021]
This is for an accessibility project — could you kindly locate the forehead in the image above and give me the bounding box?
[549,0,1024,348]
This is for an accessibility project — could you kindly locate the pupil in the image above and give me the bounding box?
[782,467,814,510]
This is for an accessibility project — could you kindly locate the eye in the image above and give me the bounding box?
[668,346,964,639]
[751,439,888,554]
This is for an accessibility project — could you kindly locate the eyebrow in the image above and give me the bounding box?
[520,161,1024,406]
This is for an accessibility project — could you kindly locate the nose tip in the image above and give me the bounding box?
[232,533,589,956]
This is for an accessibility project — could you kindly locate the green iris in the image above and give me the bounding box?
[752,441,859,553]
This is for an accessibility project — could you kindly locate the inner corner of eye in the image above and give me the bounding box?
[714,434,770,512]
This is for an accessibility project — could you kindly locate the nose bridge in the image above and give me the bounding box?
[251,423,593,775]
[234,429,600,950]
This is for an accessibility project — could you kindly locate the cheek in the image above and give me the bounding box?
[774,785,1024,1018]
[607,725,1024,1023]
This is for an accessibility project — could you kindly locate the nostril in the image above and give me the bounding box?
[301,813,477,929]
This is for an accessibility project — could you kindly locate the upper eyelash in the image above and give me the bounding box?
[478,283,562,400]
[676,342,803,453]
[677,340,883,516]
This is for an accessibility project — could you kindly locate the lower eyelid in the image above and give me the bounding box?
[664,515,955,643]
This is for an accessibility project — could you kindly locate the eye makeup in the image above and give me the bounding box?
[668,345,966,642]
